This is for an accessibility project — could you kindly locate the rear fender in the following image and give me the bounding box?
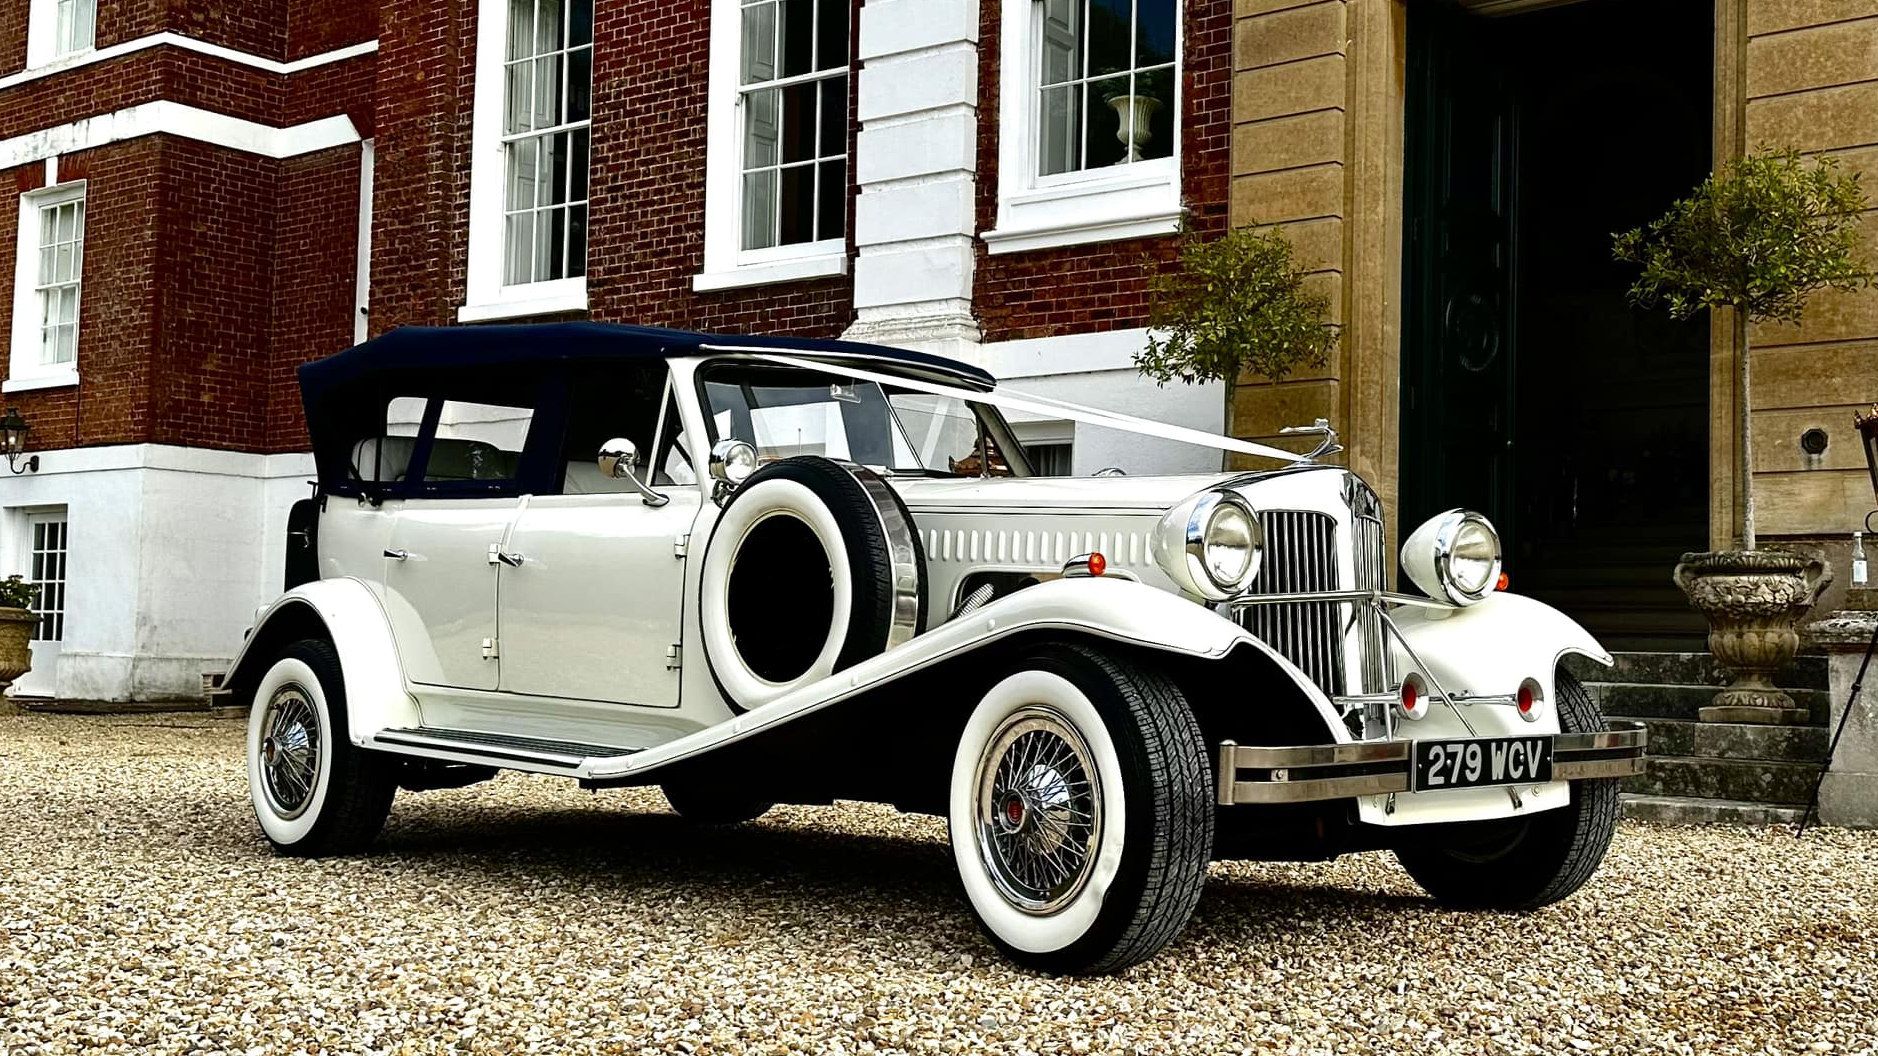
[224,578,417,744]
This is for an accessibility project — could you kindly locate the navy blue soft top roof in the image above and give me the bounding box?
[297,322,996,400]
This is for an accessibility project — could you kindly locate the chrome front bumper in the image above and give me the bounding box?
[1215,723,1648,805]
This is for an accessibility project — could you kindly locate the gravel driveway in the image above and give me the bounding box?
[2,712,1874,1056]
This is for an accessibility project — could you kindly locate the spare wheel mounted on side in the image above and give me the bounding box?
[699,455,925,710]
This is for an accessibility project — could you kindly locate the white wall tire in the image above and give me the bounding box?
[948,644,1213,975]
[246,639,397,856]
[699,457,923,710]
[1394,670,1620,909]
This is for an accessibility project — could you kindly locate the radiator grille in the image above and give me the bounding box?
[1236,511,1343,695]
[1352,511,1388,694]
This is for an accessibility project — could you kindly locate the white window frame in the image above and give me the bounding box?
[694,0,851,293]
[26,0,97,70]
[461,0,592,323]
[8,181,86,393]
[982,0,1183,255]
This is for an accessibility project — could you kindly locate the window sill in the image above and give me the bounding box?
[982,208,1182,255]
[457,283,588,323]
[3,372,78,393]
[984,168,1183,255]
[692,251,848,293]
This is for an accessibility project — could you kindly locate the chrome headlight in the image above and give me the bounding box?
[709,438,759,486]
[1401,509,1501,605]
[1152,489,1263,601]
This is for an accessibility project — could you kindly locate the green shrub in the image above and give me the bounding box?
[1134,224,1338,389]
[0,575,38,611]
[1614,148,1874,549]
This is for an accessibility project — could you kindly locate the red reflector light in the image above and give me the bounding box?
[1401,680,1418,713]
[1087,552,1107,577]
[1496,572,1510,592]
[1517,685,1534,714]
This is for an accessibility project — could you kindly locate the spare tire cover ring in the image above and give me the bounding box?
[699,457,924,711]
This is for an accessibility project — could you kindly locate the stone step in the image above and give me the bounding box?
[1633,718,1828,763]
[1623,755,1823,804]
[1621,793,1807,826]
[1564,650,1828,691]
[1589,682,1831,724]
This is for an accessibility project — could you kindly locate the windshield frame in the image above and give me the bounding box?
[691,358,1036,478]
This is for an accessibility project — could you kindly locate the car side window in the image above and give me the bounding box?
[425,400,533,483]
[350,396,427,485]
[559,365,676,496]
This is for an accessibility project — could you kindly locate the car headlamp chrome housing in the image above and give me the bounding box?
[1401,509,1502,605]
[1152,489,1263,602]
[709,438,759,486]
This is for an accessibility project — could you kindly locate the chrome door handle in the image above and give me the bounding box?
[384,548,408,560]
[487,543,524,567]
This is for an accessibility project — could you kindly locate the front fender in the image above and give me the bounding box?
[1389,591,1612,737]
[585,575,1347,780]
[225,578,418,745]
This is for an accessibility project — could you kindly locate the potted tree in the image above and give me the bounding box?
[1614,148,1875,724]
[1134,222,1339,450]
[0,574,38,712]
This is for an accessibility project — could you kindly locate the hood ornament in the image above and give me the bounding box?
[1279,418,1342,465]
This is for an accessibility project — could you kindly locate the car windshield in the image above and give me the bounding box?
[701,366,1027,477]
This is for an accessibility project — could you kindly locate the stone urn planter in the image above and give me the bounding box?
[1673,550,1832,724]
[0,605,35,714]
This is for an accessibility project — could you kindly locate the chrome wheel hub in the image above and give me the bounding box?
[974,706,1103,915]
[259,683,320,820]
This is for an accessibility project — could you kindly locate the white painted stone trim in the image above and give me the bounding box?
[6,34,377,88]
[845,0,980,353]
[1,372,79,393]
[0,102,360,171]
[977,326,1156,378]
[693,252,849,292]
[983,0,1183,254]
[457,283,588,323]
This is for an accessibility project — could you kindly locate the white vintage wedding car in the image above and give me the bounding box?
[219,322,1645,974]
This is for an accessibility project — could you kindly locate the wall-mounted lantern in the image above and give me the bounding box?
[1,407,38,474]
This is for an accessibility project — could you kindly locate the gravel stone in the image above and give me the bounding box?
[3,713,1875,1055]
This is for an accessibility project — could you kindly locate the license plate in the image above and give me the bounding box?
[1412,736,1553,791]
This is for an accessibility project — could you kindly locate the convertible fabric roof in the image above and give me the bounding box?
[297,322,996,402]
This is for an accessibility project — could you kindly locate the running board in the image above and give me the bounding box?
[372,727,644,770]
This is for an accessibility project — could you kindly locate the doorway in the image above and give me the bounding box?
[1401,0,1713,650]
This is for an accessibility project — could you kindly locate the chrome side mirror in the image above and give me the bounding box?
[598,438,669,507]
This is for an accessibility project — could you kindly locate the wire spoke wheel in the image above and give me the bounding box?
[974,705,1103,915]
[259,683,321,820]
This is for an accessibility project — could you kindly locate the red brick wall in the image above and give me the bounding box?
[972,0,1231,342]
[367,0,857,342]
[147,136,280,450]
[582,0,854,337]
[364,0,473,332]
[287,0,376,61]
[268,145,364,451]
[0,141,164,450]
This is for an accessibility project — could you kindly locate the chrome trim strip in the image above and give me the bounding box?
[840,462,924,648]
[1215,722,1648,805]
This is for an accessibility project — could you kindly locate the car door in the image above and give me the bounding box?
[496,372,697,706]
[378,395,537,691]
[381,497,518,690]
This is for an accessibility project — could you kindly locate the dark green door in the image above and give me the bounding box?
[1401,4,1518,546]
